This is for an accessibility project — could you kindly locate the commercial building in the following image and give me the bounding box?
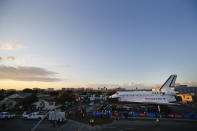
[175,85,197,95]
[77,88,85,92]
[86,88,93,92]
[61,88,75,91]
[47,88,54,92]
[33,88,41,91]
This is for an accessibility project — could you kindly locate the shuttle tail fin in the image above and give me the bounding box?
[160,74,177,90]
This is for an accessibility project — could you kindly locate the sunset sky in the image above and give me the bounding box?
[0,0,197,90]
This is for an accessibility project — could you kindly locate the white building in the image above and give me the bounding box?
[33,100,56,110]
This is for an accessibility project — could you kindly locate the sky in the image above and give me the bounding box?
[0,0,197,90]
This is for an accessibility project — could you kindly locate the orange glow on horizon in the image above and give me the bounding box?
[0,80,75,90]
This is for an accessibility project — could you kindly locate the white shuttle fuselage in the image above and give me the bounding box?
[111,75,178,105]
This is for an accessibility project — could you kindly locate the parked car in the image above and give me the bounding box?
[22,112,46,120]
[0,112,15,119]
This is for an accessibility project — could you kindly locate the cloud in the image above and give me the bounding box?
[48,62,72,68]
[53,64,72,68]
[59,64,72,68]
[7,56,15,60]
[85,82,150,90]
[186,81,197,86]
[0,57,2,62]
[0,43,24,50]
[0,65,61,82]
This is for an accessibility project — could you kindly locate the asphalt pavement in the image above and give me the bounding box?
[1,118,197,131]
[0,119,39,131]
[60,119,197,131]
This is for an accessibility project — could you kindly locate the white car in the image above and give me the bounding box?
[22,112,46,120]
[0,112,15,119]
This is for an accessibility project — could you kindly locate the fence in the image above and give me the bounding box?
[95,111,197,119]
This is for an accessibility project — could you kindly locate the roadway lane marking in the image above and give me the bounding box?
[31,118,45,131]
[31,113,48,131]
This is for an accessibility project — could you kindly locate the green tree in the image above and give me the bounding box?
[22,93,37,106]
[57,91,75,104]
[23,88,33,93]
[0,89,5,101]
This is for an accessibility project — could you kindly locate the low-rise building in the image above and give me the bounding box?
[175,85,197,95]
[77,88,85,92]
[0,93,33,110]
[86,88,93,92]
[33,88,41,91]
[47,88,54,92]
[0,98,16,110]
[32,100,56,110]
[62,88,75,91]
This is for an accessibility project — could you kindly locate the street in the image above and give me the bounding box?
[1,119,197,131]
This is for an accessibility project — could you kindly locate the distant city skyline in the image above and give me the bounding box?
[0,0,197,89]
